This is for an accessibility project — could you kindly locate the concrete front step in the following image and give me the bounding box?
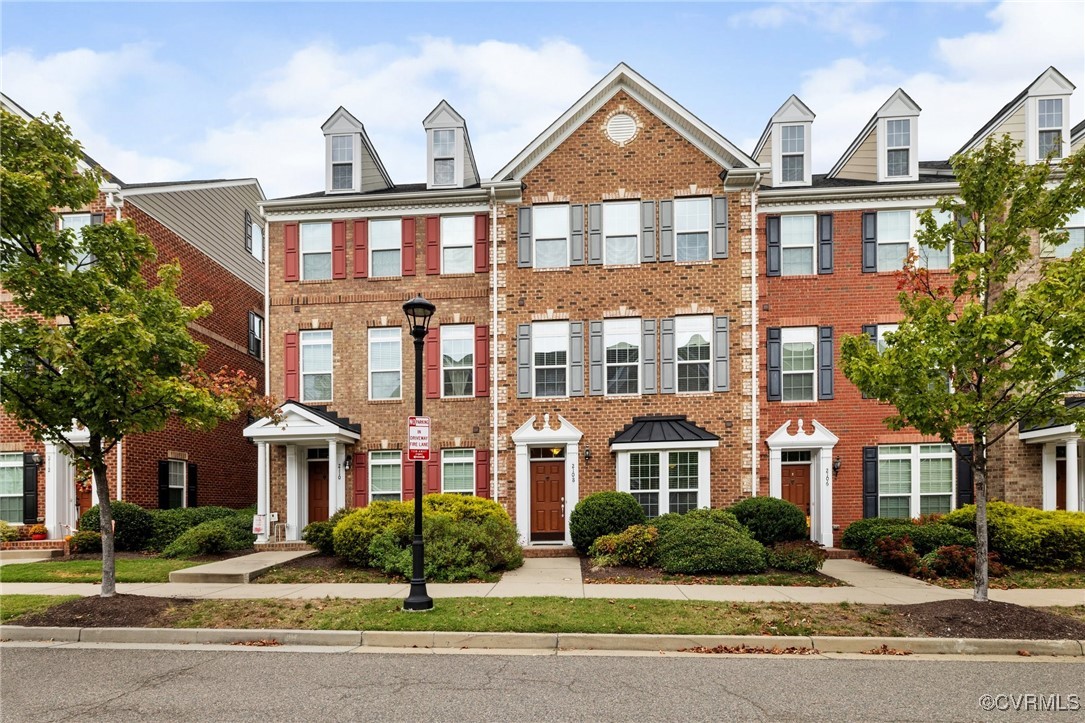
[824,547,857,560]
[523,545,578,558]
[254,542,314,552]
[168,550,316,584]
[0,548,66,560]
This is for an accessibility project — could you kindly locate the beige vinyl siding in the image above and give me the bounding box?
[991,104,1027,161]
[126,183,264,290]
[841,129,878,181]
[360,144,388,193]
[1073,134,1084,155]
[756,135,772,166]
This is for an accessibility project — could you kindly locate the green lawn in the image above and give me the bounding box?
[0,594,81,623]
[0,558,199,584]
[930,569,1085,590]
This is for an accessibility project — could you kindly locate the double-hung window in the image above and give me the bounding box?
[627,450,702,518]
[532,205,569,268]
[876,210,911,270]
[441,216,473,274]
[441,325,473,397]
[250,220,264,262]
[247,312,263,359]
[674,198,710,262]
[781,125,805,183]
[368,328,401,400]
[0,453,23,524]
[300,222,332,280]
[918,209,952,270]
[1037,99,1063,159]
[300,330,332,402]
[1049,209,1085,258]
[885,119,911,178]
[781,327,815,402]
[780,215,816,275]
[331,135,353,191]
[167,459,186,509]
[369,219,401,278]
[433,130,456,186]
[441,449,474,495]
[369,452,401,502]
[875,324,899,353]
[603,201,639,265]
[878,444,954,518]
[604,318,640,395]
[61,214,95,270]
[676,316,711,392]
[532,321,569,397]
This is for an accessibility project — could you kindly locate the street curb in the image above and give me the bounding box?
[2,625,1083,656]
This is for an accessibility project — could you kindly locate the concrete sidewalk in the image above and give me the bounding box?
[2,557,1082,606]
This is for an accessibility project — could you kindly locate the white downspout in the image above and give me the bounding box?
[115,439,123,501]
[750,172,761,497]
[490,186,499,502]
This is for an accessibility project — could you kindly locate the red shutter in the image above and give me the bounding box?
[474,325,489,397]
[425,216,440,275]
[352,452,368,508]
[475,449,491,499]
[402,455,415,501]
[474,213,489,273]
[425,328,440,399]
[332,221,347,279]
[427,456,441,494]
[402,218,416,276]
[284,332,299,400]
[284,223,299,281]
[353,219,368,278]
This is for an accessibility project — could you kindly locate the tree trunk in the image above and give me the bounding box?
[972,434,989,603]
[89,433,116,598]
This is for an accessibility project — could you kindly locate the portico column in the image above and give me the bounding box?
[768,448,782,498]
[814,449,834,547]
[1041,443,1057,511]
[1066,438,1080,512]
[255,442,269,543]
[328,439,339,516]
[44,443,68,538]
[285,444,300,541]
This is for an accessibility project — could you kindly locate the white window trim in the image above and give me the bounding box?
[61,213,94,270]
[248,312,263,360]
[428,128,463,188]
[1048,209,1085,259]
[326,133,360,193]
[299,222,333,281]
[369,451,402,503]
[602,201,641,266]
[0,452,24,524]
[532,205,570,269]
[673,197,712,263]
[250,221,264,262]
[877,209,953,271]
[774,123,810,187]
[440,324,474,398]
[368,218,402,279]
[604,318,641,396]
[440,215,474,274]
[615,448,712,518]
[300,330,333,403]
[167,459,187,509]
[780,327,816,403]
[877,117,918,182]
[532,321,570,399]
[779,214,816,276]
[875,324,899,353]
[440,448,475,495]
[368,327,402,401]
[877,444,955,518]
[675,315,712,393]
[1028,96,1068,164]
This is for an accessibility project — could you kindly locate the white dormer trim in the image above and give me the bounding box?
[876,90,920,183]
[322,107,364,194]
[1025,68,1074,165]
[764,95,814,188]
[423,100,480,190]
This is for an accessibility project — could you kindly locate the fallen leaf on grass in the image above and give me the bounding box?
[862,644,913,656]
[679,644,819,655]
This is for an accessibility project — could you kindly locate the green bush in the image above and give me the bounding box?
[68,530,102,554]
[840,518,914,557]
[422,494,509,524]
[302,507,356,556]
[569,492,647,555]
[728,496,808,545]
[656,516,767,575]
[147,506,237,551]
[333,502,413,567]
[882,523,975,556]
[653,508,744,538]
[589,524,659,568]
[766,540,828,573]
[160,513,256,558]
[0,520,19,543]
[943,502,1085,570]
[78,501,154,551]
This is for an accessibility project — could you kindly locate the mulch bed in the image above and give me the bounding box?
[897,599,1085,640]
[12,595,195,628]
[579,557,840,586]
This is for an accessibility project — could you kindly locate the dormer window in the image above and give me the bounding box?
[433,130,456,185]
[423,100,479,191]
[780,125,805,183]
[330,135,354,191]
[885,119,911,177]
[1037,99,1063,159]
[758,95,814,188]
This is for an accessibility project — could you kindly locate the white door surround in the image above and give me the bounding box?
[43,427,92,538]
[766,419,838,546]
[1020,428,1082,512]
[511,414,582,546]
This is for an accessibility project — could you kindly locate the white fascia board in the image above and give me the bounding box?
[610,439,720,452]
[758,183,959,213]
[119,179,261,197]
[1018,425,1078,442]
[263,187,489,212]
[265,201,490,223]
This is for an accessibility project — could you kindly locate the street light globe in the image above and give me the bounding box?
[402,294,436,336]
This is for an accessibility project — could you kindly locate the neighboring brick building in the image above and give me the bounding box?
[1,94,266,538]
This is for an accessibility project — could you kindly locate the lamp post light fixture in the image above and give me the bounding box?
[403,294,436,611]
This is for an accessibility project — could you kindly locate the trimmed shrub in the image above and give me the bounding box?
[728,497,808,545]
[569,492,647,555]
[918,544,1006,580]
[160,513,256,558]
[653,508,744,539]
[767,540,828,573]
[302,507,356,557]
[589,524,659,568]
[882,523,974,556]
[333,502,413,567]
[147,506,237,551]
[656,516,767,575]
[68,530,102,554]
[422,494,509,524]
[78,501,154,551]
[872,535,921,576]
[0,520,19,543]
[943,502,1085,570]
[840,518,914,557]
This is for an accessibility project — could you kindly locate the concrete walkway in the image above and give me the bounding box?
[167,550,315,584]
[2,556,1082,607]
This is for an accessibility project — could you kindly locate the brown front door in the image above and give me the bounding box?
[782,464,811,516]
[531,461,565,541]
[308,462,329,523]
[1056,460,1066,511]
[76,486,93,518]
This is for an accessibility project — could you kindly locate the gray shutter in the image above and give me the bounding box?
[589,321,604,396]
[22,452,38,525]
[641,319,657,394]
[90,213,104,225]
[569,204,585,266]
[660,318,675,394]
[517,206,532,268]
[861,325,877,400]
[712,196,728,259]
[861,211,877,273]
[818,326,834,400]
[569,322,584,397]
[767,327,782,401]
[516,324,531,398]
[863,447,879,518]
[244,210,253,253]
[588,204,603,265]
[956,445,974,507]
[659,200,674,262]
[817,213,833,274]
[714,316,730,393]
[766,216,781,276]
[641,201,656,263]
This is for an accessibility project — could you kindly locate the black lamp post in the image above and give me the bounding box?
[403,294,435,611]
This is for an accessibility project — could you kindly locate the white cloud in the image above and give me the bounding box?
[729,2,885,46]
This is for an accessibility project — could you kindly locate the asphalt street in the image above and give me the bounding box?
[2,645,1084,722]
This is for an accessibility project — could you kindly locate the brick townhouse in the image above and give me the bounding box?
[1,94,266,540]
[753,66,1084,546]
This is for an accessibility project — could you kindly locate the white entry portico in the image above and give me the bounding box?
[511,414,582,546]
[1019,425,1083,512]
[765,419,838,547]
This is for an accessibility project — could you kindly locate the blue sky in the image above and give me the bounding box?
[3,1,1083,198]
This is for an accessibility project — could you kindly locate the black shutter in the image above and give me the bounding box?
[818,326,834,400]
[158,461,170,509]
[187,463,198,508]
[22,452,39,525]
[767,327,782,401]
[766,216,781,276]
[817,213,833,274]
[861,325,877,399]
[862,446,879,518]
[861,211,878,273]
[517,206,532,268]
[956,445,974,507]
[244,210,253,253]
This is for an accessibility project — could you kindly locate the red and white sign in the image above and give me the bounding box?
[407,416,431,461]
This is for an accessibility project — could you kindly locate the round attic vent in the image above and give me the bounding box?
[605,113,638,146]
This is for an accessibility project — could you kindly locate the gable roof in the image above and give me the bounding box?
[423,99,481,187]
[321,106,394,191]
[494,62,757,181]
[957,66,1077,155]
[827,88,920,179]
[752,94,815,159]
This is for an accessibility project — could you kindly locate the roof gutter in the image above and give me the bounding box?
[262,186,496,213]
[759,181,959,204]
